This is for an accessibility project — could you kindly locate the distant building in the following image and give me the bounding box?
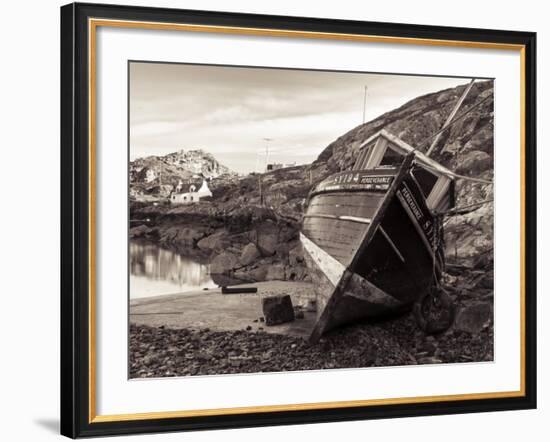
[266,162,296,172]
[170,179,213,204]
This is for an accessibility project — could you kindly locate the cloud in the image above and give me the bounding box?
[130,62,471,173]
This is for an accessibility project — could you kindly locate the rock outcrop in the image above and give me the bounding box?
[130,149,236,198]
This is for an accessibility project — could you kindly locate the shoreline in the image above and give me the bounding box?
[130,280,316,337]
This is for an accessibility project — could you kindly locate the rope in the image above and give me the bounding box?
[416,92,495,185]
[431,215,442,290]
[440,198,493,217]
[418,93,494,150]
[420,161,494,185]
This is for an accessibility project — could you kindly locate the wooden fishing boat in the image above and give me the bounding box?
[301,130,456,342]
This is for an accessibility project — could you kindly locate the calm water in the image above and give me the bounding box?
[129,241,217,299]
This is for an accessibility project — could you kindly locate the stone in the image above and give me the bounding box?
[262,295,295,326]
[197,230,227,252]
[159,225,208,247]
[242,265,268,282]
[455,303,493,334]
[239,243,261,266]
[477,271,494,289]
[455,150,493,176]
[288,243,304,266]
[256,222,279,256]
[285,265,307,281]
[302,298,317,312]
[463,125,494,154]
[418,340,437,355]
[417,357,443,365]
[266,263,286,281]
[129,224,152,238]
[210,251,240,275]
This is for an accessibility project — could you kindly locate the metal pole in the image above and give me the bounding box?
[263,137,272,172]
[258,174,263,206]
[362,86,368,124]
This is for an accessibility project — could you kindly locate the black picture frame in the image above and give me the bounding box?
[60,2,537,438]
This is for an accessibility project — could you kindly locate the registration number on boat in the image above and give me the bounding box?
[322,173,394,191]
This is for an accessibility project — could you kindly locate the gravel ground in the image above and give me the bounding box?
[129,322,416,378]
[129,275,494,378]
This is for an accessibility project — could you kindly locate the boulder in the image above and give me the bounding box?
[129,225,152,238]
[197,230,227,252]
[239,243,261,266]
[274,242,290,260]
[288,243,304,266]
[266,263,286,281]
[174,227,207,247]
[262,295,295,326]
[301,298,317,312]
[455,150,493,176]
[455,303,493,334]
[159,225,208,247]
[242,266,269,282]
[210,251,240,275]
[285,265,307,281]
[256,222,279,256]
[463,124,494,154]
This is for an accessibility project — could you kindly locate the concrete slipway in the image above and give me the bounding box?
[129,281,316,338]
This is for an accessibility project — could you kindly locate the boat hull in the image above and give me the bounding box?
[301,158,445,342]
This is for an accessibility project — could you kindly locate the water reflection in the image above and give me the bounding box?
[130,241,217,299]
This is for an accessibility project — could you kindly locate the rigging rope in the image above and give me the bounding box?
[417,93,494,151]
[439,198,494,218]
[420,162,494,185]
[416,92,495,185]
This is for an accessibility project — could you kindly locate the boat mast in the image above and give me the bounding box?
[425,78,476,157]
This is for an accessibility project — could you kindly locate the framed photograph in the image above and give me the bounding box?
[60,2,536,438]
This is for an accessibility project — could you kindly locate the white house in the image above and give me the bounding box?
[170,179,213,204]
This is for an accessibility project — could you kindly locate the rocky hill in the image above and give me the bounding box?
[131,80,494,282]
[130,149,235,196]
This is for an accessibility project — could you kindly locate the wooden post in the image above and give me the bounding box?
[426,78,476,157]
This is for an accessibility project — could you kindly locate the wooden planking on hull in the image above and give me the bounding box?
[302,215,369,266]
[300,233,345,316]
[307,155,416,342]
[306,192,385,219]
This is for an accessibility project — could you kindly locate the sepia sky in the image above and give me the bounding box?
[130,62,472,174]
